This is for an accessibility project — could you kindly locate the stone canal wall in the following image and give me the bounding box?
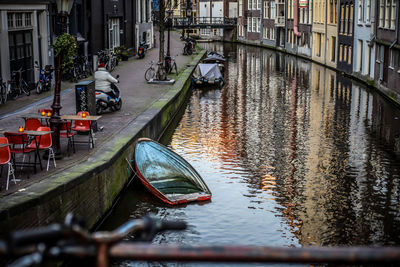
[0,51,206,236]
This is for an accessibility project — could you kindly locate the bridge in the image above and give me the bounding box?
[172,17,237,29]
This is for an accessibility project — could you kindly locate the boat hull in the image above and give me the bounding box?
[134,138,212,205]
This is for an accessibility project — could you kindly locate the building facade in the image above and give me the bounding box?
[353,0,375,79]
[0,1,51,85]
[312,0,326,64]
[261,0,276,47]
[337,0,354,73]
[374,0,399,93]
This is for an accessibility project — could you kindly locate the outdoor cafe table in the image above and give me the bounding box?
[61,115,102,149]
[0,130,53,173]
[20,114,52,125]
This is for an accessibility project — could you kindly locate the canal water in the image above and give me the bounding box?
[101,43,400,266]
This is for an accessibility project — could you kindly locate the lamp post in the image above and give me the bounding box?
[167,9,173,57]
[50,0,74,157]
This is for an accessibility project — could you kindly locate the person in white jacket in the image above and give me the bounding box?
[95,63,118,100]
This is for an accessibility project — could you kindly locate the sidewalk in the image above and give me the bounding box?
[0,31,196,196]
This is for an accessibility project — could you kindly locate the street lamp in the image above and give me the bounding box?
[167,9,173,57]
[50,0,74,157]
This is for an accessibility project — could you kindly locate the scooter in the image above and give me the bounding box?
[34,61,54,94]
[95,75,122,115]
[138,42,147,59]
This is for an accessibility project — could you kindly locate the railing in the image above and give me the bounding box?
[172,17,237,29]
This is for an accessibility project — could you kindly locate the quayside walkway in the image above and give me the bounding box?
[0,31,198,197]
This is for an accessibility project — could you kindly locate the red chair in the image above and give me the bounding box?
[25,118,42,131]
[26,127,55,171]
[72,111,94,150]
[0,137,17,190]
[4,132,36,173]
[60,120,75,156]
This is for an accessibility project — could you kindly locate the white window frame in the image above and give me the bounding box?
[252,17,256,32]
[248,17,251,32]
[358,0,363,23]
[257,17,261,32]
[271,1,275,19]
[366,0,371,23]
[390,0,396,29]
[108,18,120,49]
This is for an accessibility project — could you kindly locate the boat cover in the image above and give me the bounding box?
[135,139,211,204]
[193,63,223,80]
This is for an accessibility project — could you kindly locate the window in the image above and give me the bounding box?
[349,4,353,35]
[7,13,13,28]
[253,0,257,10]
[15,13,23,27]
[253,17,257,32]
[248,0,252,10]
[258,0,261,10]
[264,1,269,19]
[329,0,337,24]
[348,46,352,64]
[358,0,363,23]
[366,0,371,22]
[385,0,390,28]
[365,43,371,75]
[389,49,394,68]
[390,1,396,29]
[248,17,251,32]
[344,45,347,63]
[357,40,363,72]
[239,0,243,15]
[340,44,343,61]
[24,13,31,26]
[379,1,384,27]
[271,2,275,19]
[257,17,261,32]
[316,33,321,57]
[331,36,336,62]
[108,18,120,49]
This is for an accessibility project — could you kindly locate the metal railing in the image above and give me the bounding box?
[172,17,237,29]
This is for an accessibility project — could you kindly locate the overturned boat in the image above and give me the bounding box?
[192,63,225,88]
[134,138,212,205]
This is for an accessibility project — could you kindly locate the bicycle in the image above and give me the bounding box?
[8,68,31,98]
[34,61,54,94]
[2,213,400,267]
[0,76,7,104]
[164,55,178,75]
[144,61,166,81]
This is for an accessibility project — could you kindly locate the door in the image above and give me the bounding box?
[9,30,34,84]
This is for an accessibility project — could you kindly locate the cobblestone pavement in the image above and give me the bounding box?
[0,31,196,196]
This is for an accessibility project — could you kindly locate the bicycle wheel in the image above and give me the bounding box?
[21,81,30,96]
[172,62,178,74]
[145,67,155,81]
[0,84,7,104]
[8,84,17,100]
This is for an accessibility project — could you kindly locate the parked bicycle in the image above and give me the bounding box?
[164,55,178,75]
[144,60,167,81]
[2,213,400,267]
[7,68,31,99]
[97,49,118,72]
[34,61,54,94]
[0,76,7,104]
[182,37,196,55]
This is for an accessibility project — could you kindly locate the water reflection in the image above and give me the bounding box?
[102,43,400,266]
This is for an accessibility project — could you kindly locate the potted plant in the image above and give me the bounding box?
[115,46,129,61]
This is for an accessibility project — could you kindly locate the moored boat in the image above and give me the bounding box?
[133,138,212,205]
[192,63,225,88]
